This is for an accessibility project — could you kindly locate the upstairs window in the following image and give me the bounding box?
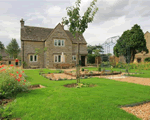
[54,39,65,46]
[30,55,38,62]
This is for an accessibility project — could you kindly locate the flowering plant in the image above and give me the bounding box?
[0,65,30,99]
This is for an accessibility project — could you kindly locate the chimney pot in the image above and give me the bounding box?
[20,18,24,28]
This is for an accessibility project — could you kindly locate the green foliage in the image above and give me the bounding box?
[87,44,104,54]
[0,41,4,50]
[87,54,95,64]
[114,24,149,63]
[81,68,84,71]
[144,57,150,62]
[0,66,30,99]
[5,38,20,59]
[0,54,2,61]
[0,104,12,119]
[23,61,27,67]
[58,70,63,73]
[62,0,98,84]
[98,64,101,71]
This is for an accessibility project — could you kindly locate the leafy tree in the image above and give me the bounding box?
[62,0,98,83]
[114,24,148,63]
[0,41,4,50]
[5,38,20,59]
[93,49,101,68]
[0,54,2,61]
[87,54,95,64]
[0,41,4,61]
[87,44,104,54]
[106,53,112,57]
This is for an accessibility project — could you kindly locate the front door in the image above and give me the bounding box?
[81,56,85,66]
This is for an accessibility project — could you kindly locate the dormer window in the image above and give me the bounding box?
[54,39,65,46]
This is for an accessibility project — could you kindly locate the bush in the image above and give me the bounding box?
[144,57,150,62]
[81,68,84,71]
[87,54,95,64]
[0,65,30,99]
[0,104,12,119]
[98,64,101,71]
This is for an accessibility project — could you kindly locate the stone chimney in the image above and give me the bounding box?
[20,18,24,28]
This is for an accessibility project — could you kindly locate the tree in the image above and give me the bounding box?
[5,38,20,59]
[106,53,112,57]
[62,0,98,83]
[0,41,5,61]
[93,49,101,68]
[0,41,4,50]
[34,47,47,68]
[87,44,104,54]
[114,24,148,63]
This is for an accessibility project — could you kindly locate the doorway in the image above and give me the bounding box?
[137,58,141,63]
[81,56,85,66]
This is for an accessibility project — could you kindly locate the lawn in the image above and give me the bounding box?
[8,69,150,120]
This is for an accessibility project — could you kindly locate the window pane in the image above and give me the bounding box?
[54,40,57,46]
[34,55,37,61]
[74,56,76,61]
[55,56,57,62]
[58,55,61,62]
[62,40,64,46]
[58,40,61,46]
[30,55,33,61]
[72,56,74,60]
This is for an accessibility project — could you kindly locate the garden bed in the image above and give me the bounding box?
[64,71,122,77]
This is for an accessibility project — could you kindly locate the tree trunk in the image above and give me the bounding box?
[76,36,80,83]
[97,57,98,68]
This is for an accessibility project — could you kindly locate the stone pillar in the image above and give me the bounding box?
[85,55,87,66]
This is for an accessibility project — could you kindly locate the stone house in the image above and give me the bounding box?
[20,19,88,68]
[0,49,21,65]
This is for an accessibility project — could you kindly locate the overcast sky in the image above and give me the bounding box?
[0,0,150,54]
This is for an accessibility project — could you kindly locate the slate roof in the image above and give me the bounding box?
[0,49,9,57]
[21,25,87,44]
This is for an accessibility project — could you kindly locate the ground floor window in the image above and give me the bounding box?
[30,55,38,62]
[72,55,76,61]
[54,55,61,63]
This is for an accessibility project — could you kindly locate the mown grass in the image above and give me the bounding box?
[7,69,150,120]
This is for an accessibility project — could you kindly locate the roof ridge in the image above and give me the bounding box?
[24,25,53,29]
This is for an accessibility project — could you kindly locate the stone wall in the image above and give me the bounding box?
[45,24,72,68]
[22,41,45,68]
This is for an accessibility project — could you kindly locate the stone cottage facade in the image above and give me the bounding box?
[20,19,88,68]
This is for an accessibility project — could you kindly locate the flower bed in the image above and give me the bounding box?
[0,64,30,99]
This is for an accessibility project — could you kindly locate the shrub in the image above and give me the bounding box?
[58,70,63,73]
[98,64,101,71]
[144,57,150,62]
[81,68,84,71]
[87,54,95,64]
[0,65,30,99]
[0,104,12,119]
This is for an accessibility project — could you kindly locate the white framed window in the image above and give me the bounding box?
[54,55,61,63]
[54,39,65,46]
[30,55,38,62]
[72,55,76,61]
